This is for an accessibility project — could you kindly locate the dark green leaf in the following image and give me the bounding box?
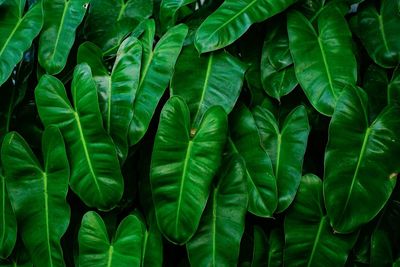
[0,169,16,259]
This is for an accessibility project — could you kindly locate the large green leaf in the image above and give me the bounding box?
[140,213,163,267]
[35,63,124,210]
[38,0,88,74]
[78,211,144,267]
[150,96,227,244]
[261,20,297,101]
[229,104,277,217]
[284,174,357,266]
[251,226,268,267]
[0,0,43,86]
[267,228,284,267]
[84,0,152,53]
[187,154,248,266]
[324,86,400,233]
[0,169,16,259]
[287,8,357,116]
[160,0,195,32]
[77,37,142,161]
[362,64,389,118]
[171,45,246,128]
[1,127,70,267]
[253,105,310,213]
[128,23,188,145]
[194,0,297,53]
[355,0,400,68]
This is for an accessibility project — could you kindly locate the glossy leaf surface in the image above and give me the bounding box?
[288,8,357,115]
[150,96,227,244]
[187,155,248,266]
[35,63,123,210]
[1,127,70,267]
[160,0,195,32]
[0,170,16,259]
[324,86,400,233]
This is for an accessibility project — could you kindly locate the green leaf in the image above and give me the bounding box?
[141,214,163,267]
[229,104,277,217]
[362,64,389,118]
[35,63,124,210]
[251,226,268,267]
[187,154,248,266]
[84,0,153,53]
[0,169,16,259]
[171,45,247,128]
[253,105,310,213]
[78,211,144,267]
[324,86,400,233]
[128,23,188,145]
[267,228,284,267]
[78,37,142,161]
[355,0,400,68]
[1,127,70,267]
[287,8,357,115]
[38,0,88,74]
[0,0,43,86]
[389,66,400,105]
[160,0,195,32]
[194,0,297,53]
[284,174,357,266]
[150,96,227,244]
[261,21,297,101]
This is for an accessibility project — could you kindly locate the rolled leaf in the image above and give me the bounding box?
[287,8,357,115]
[129,23,188,145]
[284,174,357,266]
[35,63,124,210]
[78,211,144,267]
[38,0,89,74]
[0,0,43,86]
[187,154,248,266]
[150,96,227,244]
[194,0,297,53]
[171,45,246,128]
[253,105,310,213]
[268,228,284,267]
[324,86,400,233]
[160,0,196,32]
[78,37,142,161]
[251,226,268,267]
[0,169,16,259]
[1,127,70,267]
[229,104,277,217]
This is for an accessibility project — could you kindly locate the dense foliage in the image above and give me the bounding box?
[0,0,400,266]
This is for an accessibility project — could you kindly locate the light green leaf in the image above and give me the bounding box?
[324,86,400,233]
[38,0,89,74]
[78,211,144,267]
[287,8,357,115]
[171,45,246,128]
[78,37,142,161]
[35,63,124,210]
[129,23,188,145]
[0,0,43,86]
[187,154,248,266]
[194,0,297,53]
[1,127,70,267]
[151,96,227,244]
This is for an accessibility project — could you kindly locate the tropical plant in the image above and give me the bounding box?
[0,0,400,266]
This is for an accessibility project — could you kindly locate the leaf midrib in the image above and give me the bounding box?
[0,17,22,58]
[317,36,336,99]
[42,172,53,267]
[193,53,213,126]
[307,217,326,267]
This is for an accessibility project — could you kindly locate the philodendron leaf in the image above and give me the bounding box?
[355,0,400,68]
[0,0,43,86]
[141,213,163,267]
[324,86,400,233]
[35,63,124,210]
[287,7,357,116]
[261,20,297,101]
[251,226,268,267]
[363,64,389,118]
[38,0,89,74]
[187,154,248,266]
[160,0,196,32]
[194,0,297,53]
[229,104,277,217]
[0,169,16,259]
[171,45,247,128]
[128,23,188,146]
[253,105,310,213]
[268,228,284,267]
[151,96,227,244]
[78,211,144,267]
[1,127,70,267]
[84,0,152,53]
[78,37,142,161]
[389,66,400,105]
[284,174,357,266]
